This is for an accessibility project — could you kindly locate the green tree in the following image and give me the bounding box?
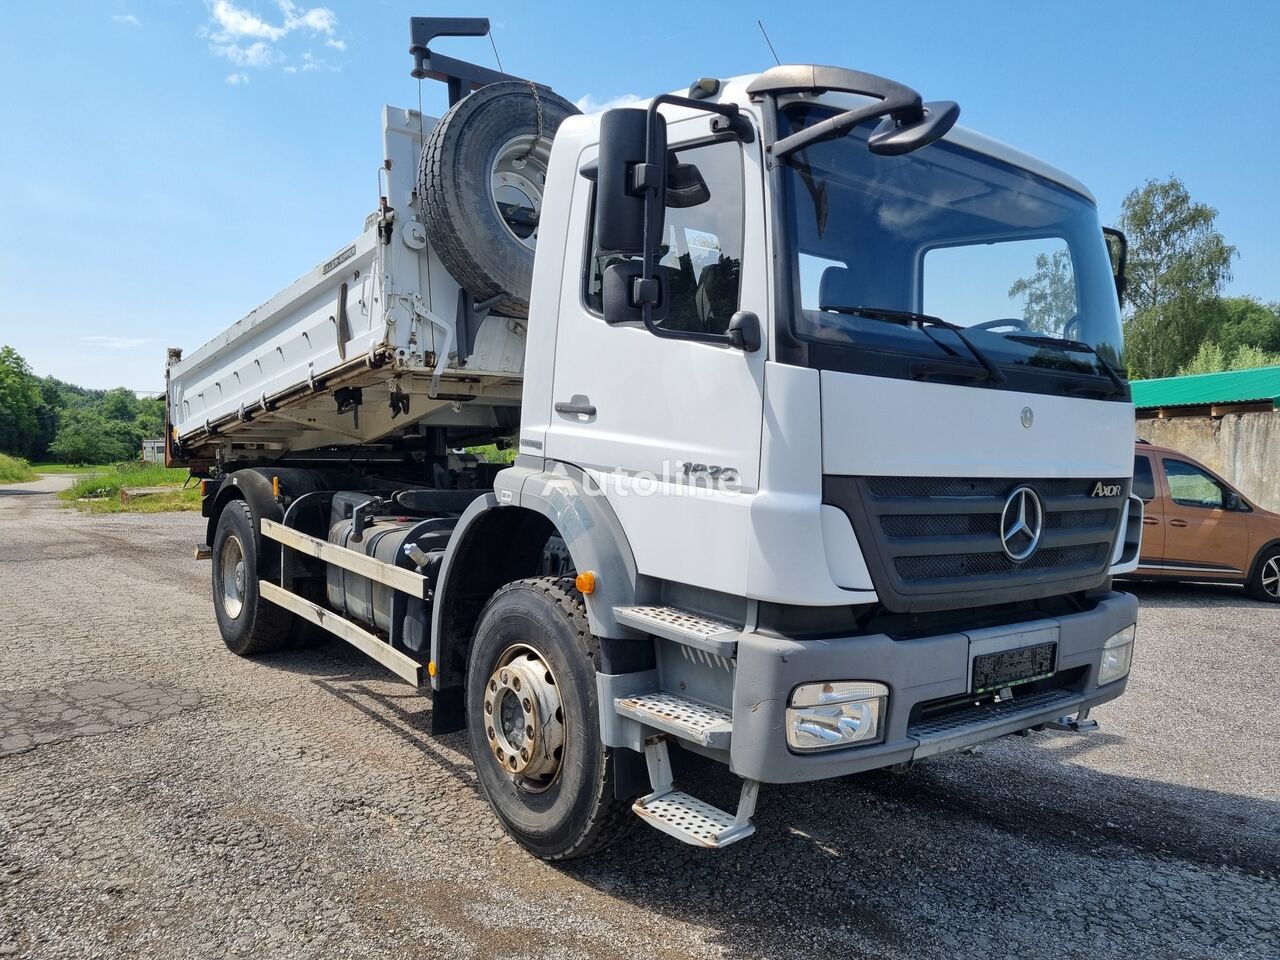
[1178,341,1229,376]
[1212,296,1280,357]
[1120,177,1236,379]
[1007,248,1077,334]
[48,410,137,465]
[0,346,42,457]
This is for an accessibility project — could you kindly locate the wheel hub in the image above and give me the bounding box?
[483,648,564,784]
[490,134,551,250]
[1263,557,1280,598]
[219,534,245,620]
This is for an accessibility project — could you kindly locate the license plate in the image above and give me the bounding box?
[971,641,1057,694]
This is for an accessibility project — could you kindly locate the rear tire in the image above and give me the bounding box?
[1247,548,1280,602]
[211,500,294,655]
[419,82,580,318]
[465,577,633,859]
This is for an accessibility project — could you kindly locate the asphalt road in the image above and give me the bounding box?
[1,476,1277,959]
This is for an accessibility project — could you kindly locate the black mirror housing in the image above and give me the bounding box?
[868,100,960,156]
[603,261,669,326]
[1103,227,1129,305]
[595,108,667,256]
[727,311,762,352]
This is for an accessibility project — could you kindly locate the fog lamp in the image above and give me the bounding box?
[787,681,888,752]
[1098,624,1136,685]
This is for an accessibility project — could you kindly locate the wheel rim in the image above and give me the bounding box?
[219,534,246,620]
[490,134,551,250]
[1263,557,1280,598]
[483,644,564,792]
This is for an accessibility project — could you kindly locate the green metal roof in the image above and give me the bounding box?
[1130,365,1280,410]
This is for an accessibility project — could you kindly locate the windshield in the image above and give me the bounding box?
[780,103,1125,389]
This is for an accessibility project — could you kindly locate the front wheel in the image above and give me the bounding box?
[465,577,633,859]
[1247,549,1280,602]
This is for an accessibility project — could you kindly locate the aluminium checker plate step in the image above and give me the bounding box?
[614,692,733,749]
[613,605,741,656]
[632,789,755,849]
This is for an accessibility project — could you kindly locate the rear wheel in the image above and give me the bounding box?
[211,500,293,655]
[1247,548,1280,602]
[465,577,633,859]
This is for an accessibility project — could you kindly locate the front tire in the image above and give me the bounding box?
[211,500,293,655]
[465,577,633,859]
[1247,548,1280,602]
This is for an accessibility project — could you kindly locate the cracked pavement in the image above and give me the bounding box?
[0,475,1276,959]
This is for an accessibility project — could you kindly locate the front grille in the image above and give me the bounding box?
[824,475,1127,613]
[895,543,1101,581]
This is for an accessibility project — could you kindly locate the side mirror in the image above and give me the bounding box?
[594,108,666,256]
[603,261,668,325]
[727,311,761,352]
[1224,491,1242,511]
[1103,227,1129,305]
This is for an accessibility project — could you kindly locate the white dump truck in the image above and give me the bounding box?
[167,17,1143,858]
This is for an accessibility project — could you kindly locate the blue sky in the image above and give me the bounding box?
[1,0,1276,391]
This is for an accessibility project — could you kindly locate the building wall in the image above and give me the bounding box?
[1136,410,1280,511]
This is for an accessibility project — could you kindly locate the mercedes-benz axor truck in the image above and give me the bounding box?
[165,17,1143,858]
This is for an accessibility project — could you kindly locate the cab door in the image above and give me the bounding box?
[1133,451,1164,570]
[1160,457,1252,578]
[542,120,768,597]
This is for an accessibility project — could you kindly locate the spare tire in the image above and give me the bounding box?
[419,81,581,318]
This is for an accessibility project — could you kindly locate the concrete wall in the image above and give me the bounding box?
[1136,410,1280,511]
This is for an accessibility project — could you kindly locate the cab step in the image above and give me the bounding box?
[612,605,741,656]
[633,789,756,848]
[615,692,732,749]
[633,737,758,849]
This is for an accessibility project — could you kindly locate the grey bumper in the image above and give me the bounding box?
[730,592,1137,783]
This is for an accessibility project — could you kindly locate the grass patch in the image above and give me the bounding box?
[29,462,113,475]
[466,444,518,465]
[59,462,198,513]
[0,453,38,484]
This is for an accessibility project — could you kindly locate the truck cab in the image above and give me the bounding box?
[170,25,1143,859]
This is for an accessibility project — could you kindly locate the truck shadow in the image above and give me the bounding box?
[555,736,1280,959]
[263,634,1278,959]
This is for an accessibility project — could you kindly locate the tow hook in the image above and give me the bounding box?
[1045,707,1099,733]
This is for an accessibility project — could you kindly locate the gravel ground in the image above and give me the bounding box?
[1,476,1277,959]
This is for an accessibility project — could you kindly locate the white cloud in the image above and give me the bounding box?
[80,336,153,350]
[212,40,275,67]
[226,72,250,85]
[210,1,288,41]
[574,93,646,114]
[204,1,343,76]
[112,14,140,26]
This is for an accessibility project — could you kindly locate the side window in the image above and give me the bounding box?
[1132,455,1156,501]
[585,139,744,336]
[1163,459,1224,509]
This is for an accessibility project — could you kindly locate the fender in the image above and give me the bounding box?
[430,459,641,690]
[204,468,332,576]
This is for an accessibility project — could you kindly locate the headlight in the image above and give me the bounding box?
[787,681,888,752]
[1098,624,1135,685]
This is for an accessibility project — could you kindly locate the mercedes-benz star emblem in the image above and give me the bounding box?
[1000,485,1044,562]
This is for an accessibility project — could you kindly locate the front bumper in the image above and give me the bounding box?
[730,591,1136,783]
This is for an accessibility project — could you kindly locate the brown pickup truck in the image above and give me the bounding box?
[1131,441,1280,601]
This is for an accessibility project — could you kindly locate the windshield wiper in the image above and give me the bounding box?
[1005,333,1128,397]
[820,304,1007,384]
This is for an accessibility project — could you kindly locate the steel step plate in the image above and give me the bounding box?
[615,692,732,748]
[613,605,740,656]
[632,790,755,849]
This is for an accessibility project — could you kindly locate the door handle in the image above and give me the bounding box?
[1142,517,1160,525]
[554,398,597,417]
[1168,518,1189,527]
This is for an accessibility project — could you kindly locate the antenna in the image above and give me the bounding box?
[488,30,505,74]
[757,20,781,66]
